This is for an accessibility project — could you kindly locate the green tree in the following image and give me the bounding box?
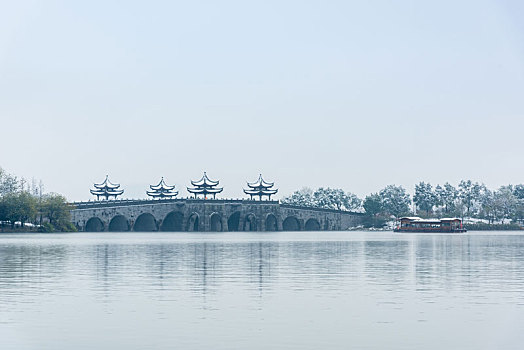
[494,186,517,224]
[413,182,436,216]
[479,188,497,224]
[458,180,482,217]
[513,185,524,200]
[379,185,411,218]
[281,187,315,207]
[0,168,19,196]
[313,187,361,211]
[2,192,37,228]
[344,192,361,211]
[513,184,524,224]
[0,197,7,231]
[435,183,458,215]
[40,193,74,231]
[363,193,382,216]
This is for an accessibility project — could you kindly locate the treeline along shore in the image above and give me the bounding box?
[0,168,75,232]
[1,165,523,232]
[282,181,524,230]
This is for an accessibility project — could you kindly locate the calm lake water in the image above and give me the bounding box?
[1,231,523,350]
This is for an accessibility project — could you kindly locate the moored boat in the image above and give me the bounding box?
[394,217,467,233]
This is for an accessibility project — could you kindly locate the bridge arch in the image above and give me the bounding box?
[133,213,158,231]
[85,217,104,232]
[161,211,184,231]
[227,211,241,231]
[265,213,278,231]
[282,216,301,231]
[210,213,223,232]
[305,218,321,231]
[244,213,257,231]
[187,212,200,232]
[109,215,129,232]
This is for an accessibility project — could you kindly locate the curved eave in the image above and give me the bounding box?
[247,175,274,188]
[150,178,176,191]
[246,184,275,190]
[187,187,223,194]
[107,190,124,195]
[93,186,122,193]
[91,189,124,195]
[148,189,177,195]
[243,189,278,195]
[93,176,121,190]
[150,184,176,191]
[191,179,220,187]
[191,172,220,187]
[93,183,121,190]
[147,191,179,197]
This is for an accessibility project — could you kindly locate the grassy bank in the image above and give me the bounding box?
[0,226,40,233]
[0,222,77,233]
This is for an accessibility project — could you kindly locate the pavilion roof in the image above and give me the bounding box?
[190,172,220,187]
[150,177,176,191]
[93,175,121,190]
[246,174,274,189]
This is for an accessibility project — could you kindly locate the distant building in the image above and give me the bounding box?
[243,174,278,200]
[187,172,223,199]
[147,177,178,199]
[90,175,124,200]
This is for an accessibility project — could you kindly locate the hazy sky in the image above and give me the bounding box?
[1,0,523,201]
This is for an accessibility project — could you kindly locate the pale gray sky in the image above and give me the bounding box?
[1,0,523,201]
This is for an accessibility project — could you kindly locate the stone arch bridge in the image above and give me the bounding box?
[71,199,363,232]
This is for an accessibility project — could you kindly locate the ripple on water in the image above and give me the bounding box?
[0,231,524,349]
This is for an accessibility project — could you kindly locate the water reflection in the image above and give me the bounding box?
[364,240,411,285]
[0,232,523,350]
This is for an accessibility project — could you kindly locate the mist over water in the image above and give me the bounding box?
[1,231,524,349]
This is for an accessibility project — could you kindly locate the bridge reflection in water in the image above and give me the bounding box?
[71,199,362,232]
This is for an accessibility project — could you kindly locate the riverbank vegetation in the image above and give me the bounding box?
[3,164,522,231]
[0,167,76,232]
[281,187,361,211]
[283,181,524,230]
